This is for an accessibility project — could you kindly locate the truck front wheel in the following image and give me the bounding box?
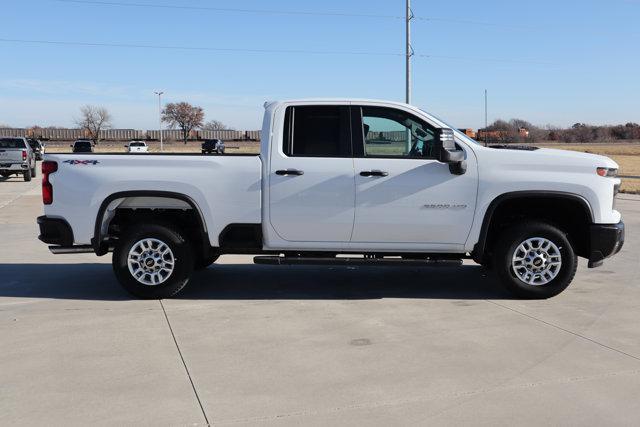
[113,224,194,299]
[494,221,577,299]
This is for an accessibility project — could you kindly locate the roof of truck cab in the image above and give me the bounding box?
[266,98,414,108]
[263,99,444,128]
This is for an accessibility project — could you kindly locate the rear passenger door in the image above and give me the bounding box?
[268,105,356,243]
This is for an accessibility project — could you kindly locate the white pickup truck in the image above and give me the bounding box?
[37,99,624,299]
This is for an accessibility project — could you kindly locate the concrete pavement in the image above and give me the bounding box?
[1,174,639,425]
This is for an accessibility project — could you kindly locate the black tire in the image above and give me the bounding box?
[113,223,194,299]
[194,251,220,270]
[31,165,36,177]
[23,168,32,182]
[494,221,577,299]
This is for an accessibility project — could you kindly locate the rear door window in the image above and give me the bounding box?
[283,106,351,157]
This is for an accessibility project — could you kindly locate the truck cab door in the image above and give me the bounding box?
[266,105,356,245]
[349,105,478,249]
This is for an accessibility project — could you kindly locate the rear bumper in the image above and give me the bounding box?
[37,216,74,246]
[0,163,28,171]
[588,220,625,268]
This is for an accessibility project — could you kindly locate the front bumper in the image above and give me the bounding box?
[588,220,625,268]
[37,216,74,246]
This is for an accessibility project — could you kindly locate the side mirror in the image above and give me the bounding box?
[436,128,466,175]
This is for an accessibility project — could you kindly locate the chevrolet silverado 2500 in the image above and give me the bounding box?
[37,99,624,299]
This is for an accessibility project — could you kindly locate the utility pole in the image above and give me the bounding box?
[405,0,414,105]
[154,91,164,151]
[484,89,489,147]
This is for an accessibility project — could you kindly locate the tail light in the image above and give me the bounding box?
[22,150,27,161]
[596,167,618,177]
[42,161,58,205]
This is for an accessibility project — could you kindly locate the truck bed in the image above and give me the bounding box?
[44,153,262,246]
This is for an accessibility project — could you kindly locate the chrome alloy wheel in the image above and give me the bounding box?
[127,238,175,286]
[511,237,562,286]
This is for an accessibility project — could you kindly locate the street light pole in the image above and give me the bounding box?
[154,91,164,151]
[484,89,488,147]
[405,0,414,105]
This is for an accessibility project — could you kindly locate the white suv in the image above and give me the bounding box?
[125,141,149,153]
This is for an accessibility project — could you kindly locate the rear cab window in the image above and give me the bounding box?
[0,138,27,149]
[75,141,92,148]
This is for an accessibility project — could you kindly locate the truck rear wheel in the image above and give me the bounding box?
[494,221,577,299]
[23,168,32,182]
[113,223,194,299]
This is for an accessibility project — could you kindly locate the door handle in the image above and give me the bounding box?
[360,170,389,177]
[275,169,304,176]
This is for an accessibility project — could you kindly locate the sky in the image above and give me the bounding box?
[1,0,639,130]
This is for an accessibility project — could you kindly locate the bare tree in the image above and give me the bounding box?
[202,120,229,131]
[75,105,112,143]
[162,102,205,144]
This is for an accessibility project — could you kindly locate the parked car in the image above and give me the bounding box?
[202,139,225,154]
[37,99,624,299]
[27,138,45,160]
[0,137,37,181]
[125,141,149,153]
[71,139,94,153]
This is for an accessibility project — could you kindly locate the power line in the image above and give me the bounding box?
[0,37,557,65]
[416,54,554,66]
[0,38,402,56]
[53,0,540,29]
[53,0,404,19]
[414,16,539,30]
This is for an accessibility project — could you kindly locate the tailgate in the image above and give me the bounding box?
[0,149,24,164]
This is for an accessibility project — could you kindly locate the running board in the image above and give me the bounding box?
[49,245,95,254]
[253,256,462,267]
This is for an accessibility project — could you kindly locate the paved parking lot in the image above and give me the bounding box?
[1,173,640,426]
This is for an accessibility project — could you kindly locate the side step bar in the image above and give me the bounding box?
[49,245,95,254]
[254,256,462,267]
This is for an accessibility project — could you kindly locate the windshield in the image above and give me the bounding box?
[0,138,26,149]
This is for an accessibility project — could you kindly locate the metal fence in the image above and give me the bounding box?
[0,128,262,142]
[369,131,408,142]
[245,130,261,141]
[146,130,189,141]
[99,129,145,140]
[0,128,27,137]
[199,130,245,141]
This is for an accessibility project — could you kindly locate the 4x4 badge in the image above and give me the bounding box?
[63,160,99,165]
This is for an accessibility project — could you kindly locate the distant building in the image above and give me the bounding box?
[458,128,477,139]
[476,129,507,142]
